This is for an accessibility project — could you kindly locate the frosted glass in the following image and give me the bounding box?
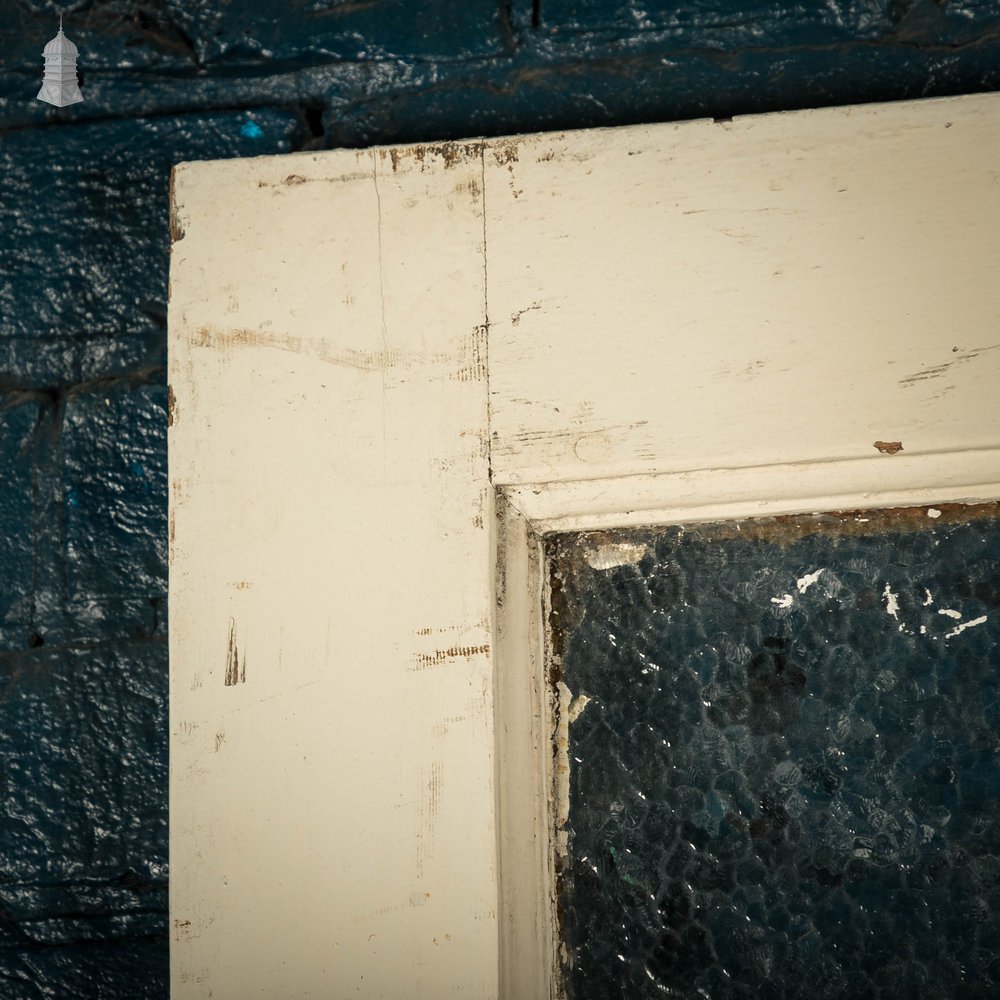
[550,504,1000,999]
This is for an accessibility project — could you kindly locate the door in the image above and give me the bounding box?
[168,92,1000,998]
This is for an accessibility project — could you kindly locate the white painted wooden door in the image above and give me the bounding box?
[168,92,1000,999]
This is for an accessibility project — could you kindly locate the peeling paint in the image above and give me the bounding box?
[771,594,794,608]
[584,541,647,570]
[874,440,903,455]
[938,608,963,620]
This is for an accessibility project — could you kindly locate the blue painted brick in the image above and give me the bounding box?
[0,111,299,389]
[56,382,169,647]
[0,640,168,997]
[0,399,40,653]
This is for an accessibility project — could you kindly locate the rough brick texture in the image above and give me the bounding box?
[1,0,998,995]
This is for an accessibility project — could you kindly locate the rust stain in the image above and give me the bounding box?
[225,619,246,687]
[417,627,433,635]
[284,173,307,185]
[412,643,491,670]
[874,440,904,455]
[167,385,177,427]
[173,919,193,942]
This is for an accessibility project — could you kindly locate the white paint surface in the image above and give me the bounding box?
[945,615,989,638]
[485,94,1000,487]
[883,584,901,620]
[169,93,1000,999]
[170,147,496,998]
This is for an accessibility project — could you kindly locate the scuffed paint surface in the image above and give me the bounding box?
[2,0,1000,994]
[550,503,1000,998]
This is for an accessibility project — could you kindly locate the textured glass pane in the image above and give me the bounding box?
[550,504,1000,1000]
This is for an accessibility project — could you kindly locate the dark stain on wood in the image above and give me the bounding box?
[386,141,486,172]
[899,344,1000,386]
[413,644,490,670]
[874,440,904,454]
[452,323,488,382]
[168,167,185,245]
[225,619,246,686]
[190,325,420,372]
[492,141,520,165]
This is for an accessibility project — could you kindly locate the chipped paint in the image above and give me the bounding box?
[771,594,794,608]
[567,693,591,723]
[796,568,825,593]
[584,541,647,570]
[553,681,573,863]
[938,608,963,619]
[945,614,988,638]
[168,166,186,245]
[883,583,900,619]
